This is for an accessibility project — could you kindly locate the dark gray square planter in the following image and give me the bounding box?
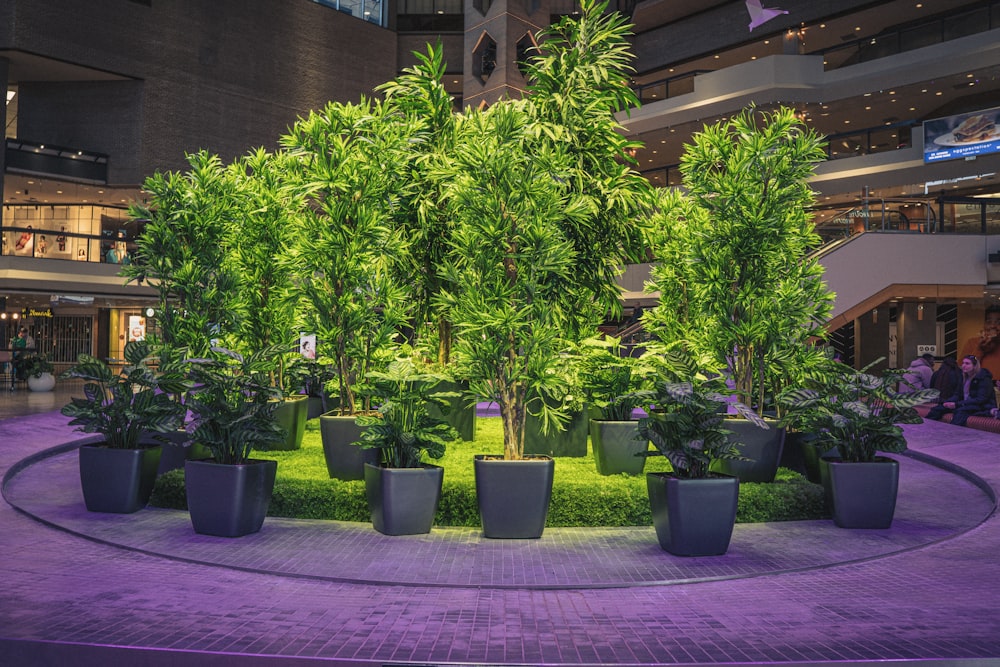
[590,419,648,476]
[646,472,739,556]
[710,418,785,483]
[522,407,590,457]
[79,442,163,514]
[263,395,308,451]
[474,455,554,539]
[426,380,477,441]
[185,458,277,537]
[364,463,444,535]
[823,456,899,529]
[319,412,378,480]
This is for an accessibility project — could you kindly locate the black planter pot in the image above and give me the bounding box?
[319,412,378,480]
[185,458,277,537]
[646,471,739,556]
[522,407,590,458]
[264,395,308,451]
[426,380,476,441]
[143,429,210,476]
[822,456,899,529]
[364,463,444,535]
[307,395,327,420]
[589,419,648,476]
[79,442,163,514]
[710,418,785,483]
[474,455,554,538]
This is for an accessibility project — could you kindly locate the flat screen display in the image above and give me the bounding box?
[924,106,1000,163]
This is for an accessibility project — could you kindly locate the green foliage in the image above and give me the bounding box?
[576,336,651,420]
[524,0,654,330]
[778,360,938,463]
[222,148,302,394]
[378,42,460,363]
[635,347,766,478]
[435,100,581,459]
[60,340,188,449]
[22,353,55,378]
[151,416,824,525]
[355,356,460,468]
[184,346,286,464]
[124,151,239,356]
[281,99,415,415]
[645,106,832,415]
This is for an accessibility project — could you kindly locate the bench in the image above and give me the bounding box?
[915,404,1000,434]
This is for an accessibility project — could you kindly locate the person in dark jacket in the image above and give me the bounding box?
[926,355,996,426]
[930,356,962,405]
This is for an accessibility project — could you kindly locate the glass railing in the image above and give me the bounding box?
[813,1,1000,71]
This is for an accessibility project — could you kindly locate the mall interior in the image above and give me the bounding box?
[3,0,1000,372]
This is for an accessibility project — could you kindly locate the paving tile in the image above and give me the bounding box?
[3,410,1000,665]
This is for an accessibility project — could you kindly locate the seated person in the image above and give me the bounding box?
[926,355,996,427]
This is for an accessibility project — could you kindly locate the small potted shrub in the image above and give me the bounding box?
[355,357,459,535]
[637,348,765,556]
[778,361,938,529]
[183,346,286,537]
[61,341,188,513]
[579,336,652,475]
[23,354,56,392]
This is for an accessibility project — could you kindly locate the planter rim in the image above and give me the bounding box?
[474,454,553,463]
[364,462,443,471]
[81,440,162,452]
[185,457,276,467]
[646,470,738,481]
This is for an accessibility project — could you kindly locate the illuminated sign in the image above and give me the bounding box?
[924,106,1000,163]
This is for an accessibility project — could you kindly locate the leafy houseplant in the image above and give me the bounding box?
[61,340,188,513]
[578,337,652,475]
[645,107,832,417]
[182,346,286,537]
[777,361,938,528]
[23,353,55,379]
[636,348,765,556]
[354,357,459,535]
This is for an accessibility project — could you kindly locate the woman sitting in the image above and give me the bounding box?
[926,355,996,427]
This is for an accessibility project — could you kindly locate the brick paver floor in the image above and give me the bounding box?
[2,409,999,666]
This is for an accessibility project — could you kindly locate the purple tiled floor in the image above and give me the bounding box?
[2,408,1000,666]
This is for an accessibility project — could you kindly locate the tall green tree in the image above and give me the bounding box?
[125,150,238,358]
[645,106,833,414]
[523,0,654,335]
[436,100,586,460]
[280,99,416,415]
[222,148,300,394]
[377,43,459,364]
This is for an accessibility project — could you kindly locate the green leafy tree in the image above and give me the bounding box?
[280,99,415,415]
[222,148,301,394]
[436,101,584,460]
[378,42,459,365]
[645,106,833,415]
[124,151,238,358]
[523,0,654,334]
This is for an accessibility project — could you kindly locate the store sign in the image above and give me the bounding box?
[924,106,1000,163]
[23,307,53,318]
[916,344,937,357]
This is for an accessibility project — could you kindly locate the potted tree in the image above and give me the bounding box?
[60,341,188,514]
[23,354,56,392]
[644,107,832,483]
[436,0,650,539]
[281,98,413,480]
[778,361,938,529]
[354,356,459,535]
[183,346,286,537]
[637,348,766,556]
[579,337,652,475]
[223,148,309,451]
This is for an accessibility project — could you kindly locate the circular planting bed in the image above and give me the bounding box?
[150,417,827,527]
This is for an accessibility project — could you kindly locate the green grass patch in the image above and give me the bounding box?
[150,416,827,526]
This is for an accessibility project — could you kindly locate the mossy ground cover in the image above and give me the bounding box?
[151,416,827,526]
